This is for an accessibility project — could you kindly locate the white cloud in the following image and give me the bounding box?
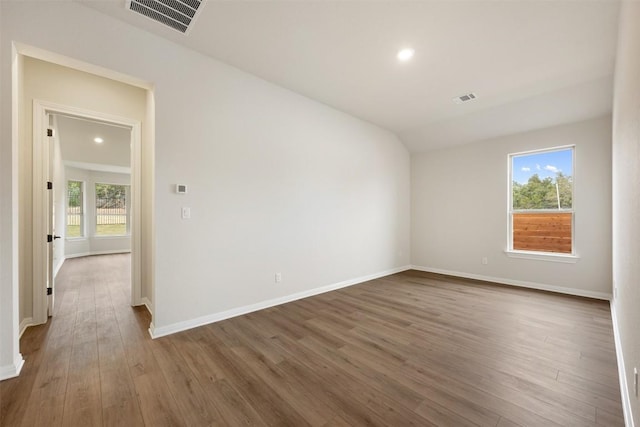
[521,167,531,172]
[544,165,560,173]
[536,164,541,171]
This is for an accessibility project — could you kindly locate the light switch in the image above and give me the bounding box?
[181,207,191,219]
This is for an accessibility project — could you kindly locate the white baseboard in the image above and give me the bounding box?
[0,354,24,381]
[19,317,34,338]
[410,265,612,300]
[149,265,412,339]
[611,301,635,427]
[139,297,152,315]
[65,249,131,259]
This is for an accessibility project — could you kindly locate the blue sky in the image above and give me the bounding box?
[512,148,573,184]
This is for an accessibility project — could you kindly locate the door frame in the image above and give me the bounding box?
[32,100,142,324]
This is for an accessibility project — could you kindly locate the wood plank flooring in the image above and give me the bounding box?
[0,254,624,426]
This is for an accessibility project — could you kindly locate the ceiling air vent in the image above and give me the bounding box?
[453,93,478,104]
[127,0,204,34]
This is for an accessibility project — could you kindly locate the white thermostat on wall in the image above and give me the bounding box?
[176,184,188,194]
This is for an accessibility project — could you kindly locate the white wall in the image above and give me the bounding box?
[64,167,131,258]
[412,116,612,297]
[612,3,640,425]
[0,0,22,380]
[0,0,410,357]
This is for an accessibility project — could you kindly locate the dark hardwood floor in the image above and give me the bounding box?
[0,254,624,426]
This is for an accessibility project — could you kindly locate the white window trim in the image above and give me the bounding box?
[504,249,579,263]
[94,182,131,238]
[66,180,85,239]
[507,145,576,257]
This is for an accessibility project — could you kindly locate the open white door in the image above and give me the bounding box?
[45,113,58,316]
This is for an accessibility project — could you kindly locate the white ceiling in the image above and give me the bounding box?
[56,114,131,172]
[80,0,620,152]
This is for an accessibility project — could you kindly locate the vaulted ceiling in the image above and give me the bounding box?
[80,0,620,152]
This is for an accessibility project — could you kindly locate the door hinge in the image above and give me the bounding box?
[47,128,54,137]
[47,288,52,296]
[47,181,53,190]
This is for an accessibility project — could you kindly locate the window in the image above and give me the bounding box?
[95,183,130,236]
[66,180,84,238]
[509,146,574,255]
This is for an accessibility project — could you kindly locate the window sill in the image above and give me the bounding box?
[93,235,131,239]
[504,250,579,264]
[65,237,86,241]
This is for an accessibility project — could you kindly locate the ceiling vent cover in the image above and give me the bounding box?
[127,0,204,34]
[453,93,478,104]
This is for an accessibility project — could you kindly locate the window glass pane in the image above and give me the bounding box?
[512,148,573,210]
[66,181,83,237]
[512,212,572,253]
[510,147,573,254]
[95,183,129,236]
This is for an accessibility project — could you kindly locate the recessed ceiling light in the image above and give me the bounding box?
[397,48,415,62]
[94,137,104,144]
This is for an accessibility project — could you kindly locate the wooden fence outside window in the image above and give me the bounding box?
[512,212,572,254]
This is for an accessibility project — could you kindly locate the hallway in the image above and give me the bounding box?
[0,254,151,425]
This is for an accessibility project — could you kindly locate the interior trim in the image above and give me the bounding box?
[611,301,636,427]
[411,265,611,300]
[149,265,412,339]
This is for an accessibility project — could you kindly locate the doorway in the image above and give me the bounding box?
[2,46,154,381]
[16,52,153,334]
[32,101,142,324]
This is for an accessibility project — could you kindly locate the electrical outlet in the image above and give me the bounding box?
[481,257,488,265]
[275,273,282,283]
[614,286,618,299]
